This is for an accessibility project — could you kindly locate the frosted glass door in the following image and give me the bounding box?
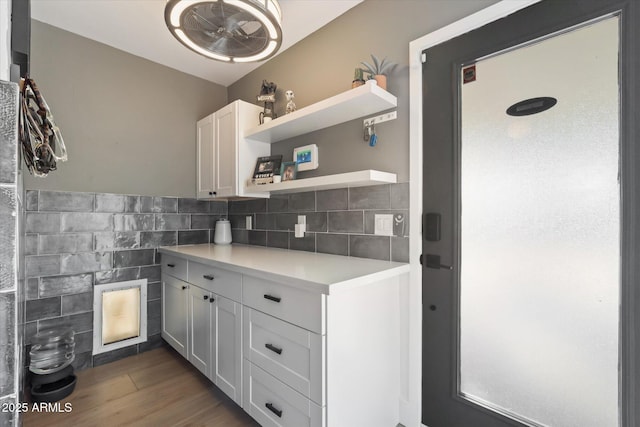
[459,17,620,427]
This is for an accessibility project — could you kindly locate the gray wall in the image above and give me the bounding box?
[229,183,409,262]
[228,0,499,182]
[26,0,499,193]
[27,21,228,198]
[24,190,227,370]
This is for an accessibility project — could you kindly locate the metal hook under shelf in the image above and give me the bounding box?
[362,111,396,147]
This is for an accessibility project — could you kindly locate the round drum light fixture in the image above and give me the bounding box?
[165,0,283,63]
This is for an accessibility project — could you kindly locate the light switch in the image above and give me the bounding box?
[374,214,394,236]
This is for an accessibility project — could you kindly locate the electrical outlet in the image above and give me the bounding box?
[374,214,394,236]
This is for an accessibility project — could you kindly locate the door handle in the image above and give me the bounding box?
[421,254,453,270]
[263,294,281,303]
[265,343,283,355]
[265,403,282,418]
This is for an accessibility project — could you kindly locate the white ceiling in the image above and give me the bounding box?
[31,0,362,87]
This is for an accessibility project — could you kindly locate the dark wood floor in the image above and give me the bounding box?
[23,346,259,426]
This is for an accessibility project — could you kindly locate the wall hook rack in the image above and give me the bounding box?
[363,111,397,147]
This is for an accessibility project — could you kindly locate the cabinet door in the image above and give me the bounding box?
[212,294,242,405]
[196,114,216,199]
[214,103,237,198]
[188,285,212,376]
[161,275,189,358]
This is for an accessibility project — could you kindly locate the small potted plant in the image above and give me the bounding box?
[360,54,396,90]
[352,68,366,88]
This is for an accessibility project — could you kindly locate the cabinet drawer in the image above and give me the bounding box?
[242,276,325,334]
[188,261,242,302]
[244,308,324,405]
[161,254,187,281]
[243,360,323,427]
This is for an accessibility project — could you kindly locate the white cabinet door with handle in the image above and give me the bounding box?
[189,284,213,377]
[161,275,189,358]
[212,294,243,405]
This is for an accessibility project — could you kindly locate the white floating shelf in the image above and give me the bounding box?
[245,170,397,195]
[245,81,397,144]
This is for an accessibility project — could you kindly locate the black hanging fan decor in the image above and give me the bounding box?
[165,0,283,63]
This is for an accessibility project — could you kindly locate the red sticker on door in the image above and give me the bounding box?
[463,65,476,84]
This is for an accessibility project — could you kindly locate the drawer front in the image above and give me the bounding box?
[161,254,187,281]
[242,275,324,334]
[243,360,323,427]
[188,261,242,302]
[244,308,324,405]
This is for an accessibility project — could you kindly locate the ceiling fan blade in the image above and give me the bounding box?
[190,10,223,32]
[207,36,231,52]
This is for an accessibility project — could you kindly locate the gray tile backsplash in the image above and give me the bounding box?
[39,273,93,297]
[316,233,349,256]
[140,196,177,213]
[61,292,93,315]
[328,211,364,233]
[288,192,315,211]
[316,188,348,211]
[24,190,227,370]
[113,214,155,232]
[38,191,95,212]
[350,235,391,261]
[349,185,390,209]
[95,193,126,212]
[228,183,409,262]
[23,185,407,372]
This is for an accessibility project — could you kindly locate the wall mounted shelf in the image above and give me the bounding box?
[244,80,397,144]
[244,170,397,195]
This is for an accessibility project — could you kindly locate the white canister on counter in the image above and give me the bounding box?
[214,219,232,245]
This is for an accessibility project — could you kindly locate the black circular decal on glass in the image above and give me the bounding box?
[506,97,557,116]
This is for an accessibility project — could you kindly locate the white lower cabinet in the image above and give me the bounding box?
[160,250,404,427]
[162,269,243,406]
[188,284,212,376]
[211,295,242,405]
[242,276,327,426]
[243,360,323,427]
[161,275,189,358]
[244,308,324,405]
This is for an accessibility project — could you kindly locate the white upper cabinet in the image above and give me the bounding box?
[196,114,215,199]
[197,100,269,199]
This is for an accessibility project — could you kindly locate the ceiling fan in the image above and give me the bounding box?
[165,0,283,63]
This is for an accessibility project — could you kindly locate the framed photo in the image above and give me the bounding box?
[252,155,282,184]
[280,161,297,181]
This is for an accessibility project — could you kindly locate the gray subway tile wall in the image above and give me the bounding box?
[24,190,227,370]
[23,184,408,372]
[228,183,410,262]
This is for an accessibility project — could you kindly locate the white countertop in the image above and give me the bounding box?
[159,244,410,294]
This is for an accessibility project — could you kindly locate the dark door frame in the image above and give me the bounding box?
[409,0,640,425]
